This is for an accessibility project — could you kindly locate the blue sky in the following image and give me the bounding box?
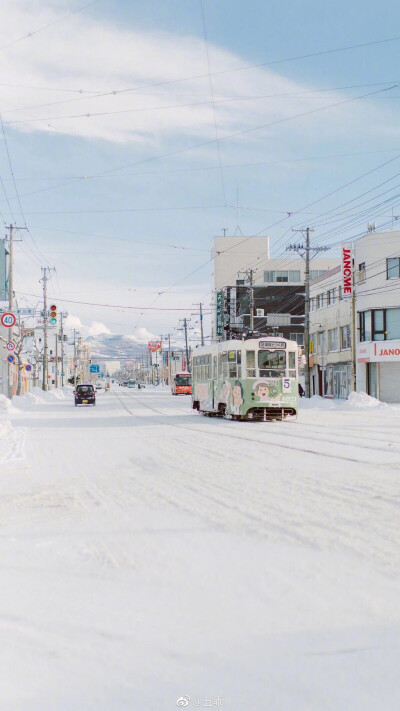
[1,0,400,342]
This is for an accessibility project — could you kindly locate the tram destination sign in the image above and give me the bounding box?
[259,340,286,349]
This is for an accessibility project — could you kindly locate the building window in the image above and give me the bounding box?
[372,310,385,341]
[310,297,315,312]
[317,330,326,354]
[316,293,325,309]
[290,332,304,345]
[357,262,366,284]
[386,308,400,340]
[310,269,328,280]
[264,269,301,283]
[328,328,339,351]
[387,258,400,279]
[361,308,400,341]
[360,311,371,342]
[327,288,338,306]
[340,325,351,350]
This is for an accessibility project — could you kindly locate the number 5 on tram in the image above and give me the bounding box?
[191,337,299,421]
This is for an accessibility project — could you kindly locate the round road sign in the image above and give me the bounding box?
[7,354,15,363]
[25,364,32,372]
[6,341,15,351]
[1,312,16,328]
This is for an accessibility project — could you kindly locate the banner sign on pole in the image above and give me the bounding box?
[341,244,352,297]
[216,291,223,337]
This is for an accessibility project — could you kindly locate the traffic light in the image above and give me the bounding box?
[50,304,57,324]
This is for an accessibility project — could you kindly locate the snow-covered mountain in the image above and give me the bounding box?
[85,333,148,361]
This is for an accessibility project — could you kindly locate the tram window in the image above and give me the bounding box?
[218,353,222,377]
[258,350,286,377]
[237,351,242,364]
[288,352,296,378]
[222,351,229,378]
[213,356,217,379]
[228,351,236,361]
[246,350,256,378]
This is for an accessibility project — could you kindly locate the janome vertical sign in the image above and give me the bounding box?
[341,244,352,296]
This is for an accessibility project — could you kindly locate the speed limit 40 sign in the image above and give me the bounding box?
[0,312,16,328]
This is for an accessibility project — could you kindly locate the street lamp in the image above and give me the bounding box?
[317,325,326,397]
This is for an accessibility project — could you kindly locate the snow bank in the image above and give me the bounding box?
[0,394,19,416]
[31,387,68,402]
[0,418,12,439]
[300,395,336,410]
[346,391,388,409]
[11,387,70,410]
[300,391,391,411]
[0,394,12,414]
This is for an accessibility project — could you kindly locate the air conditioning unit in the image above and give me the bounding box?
[256,309,264,317]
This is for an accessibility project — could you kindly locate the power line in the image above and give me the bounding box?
[0,0,101,52]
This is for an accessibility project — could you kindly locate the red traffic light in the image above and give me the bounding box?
[50,304,57,311]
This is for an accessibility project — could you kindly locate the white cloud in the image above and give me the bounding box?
[87,321,112,336]
[64,314,83,331]
[127,327,157,344]
[1,0,397,147]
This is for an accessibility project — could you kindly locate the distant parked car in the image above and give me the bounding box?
[127,381,136,388]
[95,382,103,391]
[74,384,96,406]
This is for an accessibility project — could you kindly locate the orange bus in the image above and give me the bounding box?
[171,372,192,395]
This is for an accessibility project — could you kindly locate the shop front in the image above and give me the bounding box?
[357,340,400,402]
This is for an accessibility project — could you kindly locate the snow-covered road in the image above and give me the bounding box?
[1,387,400,710]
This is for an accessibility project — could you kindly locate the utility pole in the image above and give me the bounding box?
[179,318,191,372]
[287,228,329,398]
[192,303,205,346]
[55,331,58,389]
[6,225,24,398]
[39,267,56,391]
[60,312,67,388]
[40,267,55,391]
[73,328,78,387]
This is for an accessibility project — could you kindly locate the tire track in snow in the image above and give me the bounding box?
[111,391,400,575]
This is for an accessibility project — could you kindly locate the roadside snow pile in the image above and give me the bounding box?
[0,418,12,438]
[300,395,336,410]
[346,391,388,409]
[31,387,67,402]
[0,394,19,415]
[0,394,12,414]
[12,391,44,409]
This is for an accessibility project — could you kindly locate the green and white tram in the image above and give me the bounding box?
[192,337,299,421]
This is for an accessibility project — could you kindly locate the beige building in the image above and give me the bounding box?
[309,266,353,398]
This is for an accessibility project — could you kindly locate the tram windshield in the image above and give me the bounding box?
[258,349,286,377]
[175,374,191,386]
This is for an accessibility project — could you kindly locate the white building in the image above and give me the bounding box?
[355,231,400,402]
[213,234,337,339]
[213,235,336,290]
[309,266,353,398]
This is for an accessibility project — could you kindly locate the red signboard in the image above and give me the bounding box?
[148,340,162,353]
[341,244,352,296]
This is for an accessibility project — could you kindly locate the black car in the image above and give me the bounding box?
[74,384,96,406]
